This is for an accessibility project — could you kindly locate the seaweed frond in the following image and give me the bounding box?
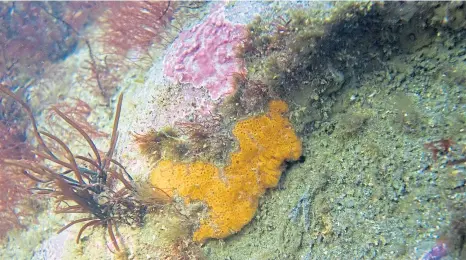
[0,83,170,251]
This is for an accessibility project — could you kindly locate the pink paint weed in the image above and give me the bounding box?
[163,5,246,101]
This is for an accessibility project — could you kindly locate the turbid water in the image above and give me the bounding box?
[0,2,465,260]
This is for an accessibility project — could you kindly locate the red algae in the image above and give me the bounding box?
[0,121,36,239]
[100,1,175,56]
[163,5,247,101]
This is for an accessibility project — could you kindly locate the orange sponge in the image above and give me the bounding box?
[150,100,302,242]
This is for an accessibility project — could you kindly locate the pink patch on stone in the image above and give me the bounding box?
[163,6,246,101]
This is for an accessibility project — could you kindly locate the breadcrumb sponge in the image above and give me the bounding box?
[150,100,302,242]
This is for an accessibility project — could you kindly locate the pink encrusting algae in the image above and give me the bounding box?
[163,5,247,101]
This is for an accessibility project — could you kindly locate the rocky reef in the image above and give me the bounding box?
[1,1,466,260]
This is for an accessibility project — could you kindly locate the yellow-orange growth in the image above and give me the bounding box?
[150,100,302,242]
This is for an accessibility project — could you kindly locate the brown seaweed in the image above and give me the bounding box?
[0,83,170,251]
